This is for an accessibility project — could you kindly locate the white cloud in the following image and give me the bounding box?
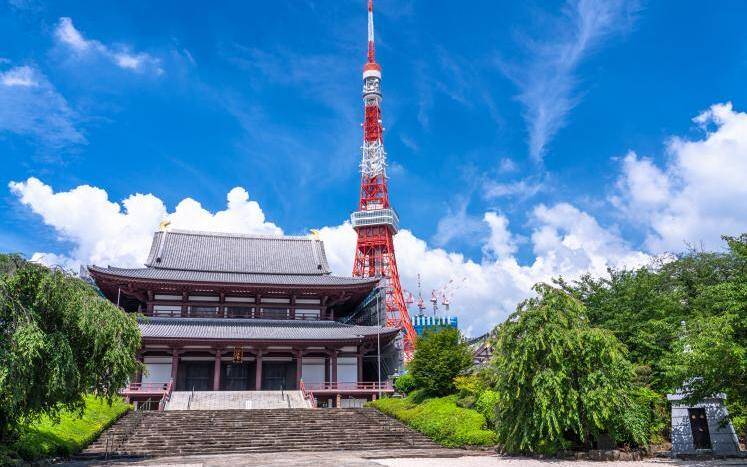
[613,102,747,252]
[483,177,544,199]
[10,177,649,336]
[502,0,638,161]
[433,199,486,247]
[0,65,84,149]
[319,203,647,337]
[0,65,38,87]
[482,212,517,259]
[54,17,163,75]
[8,178,281,271]
[498,157,518,173]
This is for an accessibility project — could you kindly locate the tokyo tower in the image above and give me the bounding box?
[351,0,417,359]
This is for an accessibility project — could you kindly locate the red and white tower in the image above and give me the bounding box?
[351,0,417,360]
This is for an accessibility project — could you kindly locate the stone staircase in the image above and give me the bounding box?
[165,390,311,410]
[81,408,440,458]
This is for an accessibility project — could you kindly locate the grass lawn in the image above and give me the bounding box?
[8,395,131,460]
[368,395,497,448]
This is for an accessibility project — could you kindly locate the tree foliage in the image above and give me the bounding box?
[490,284,648,454]
[409,327,473,398]
[560,234,747,436]
[0,254,142,442]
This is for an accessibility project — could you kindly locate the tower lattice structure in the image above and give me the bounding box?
[351,0,417,360]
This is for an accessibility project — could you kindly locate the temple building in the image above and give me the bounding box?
[88,229,400,408]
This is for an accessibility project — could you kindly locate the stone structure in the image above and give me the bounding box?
[89,229,400,407]
[667,391,740,456]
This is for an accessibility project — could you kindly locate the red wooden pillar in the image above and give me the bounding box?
[330,350,338,384]
[324,354,330,384]
[295,349,302,388]
[170,349,180,383]
[213,350,222,391]
[255,350,263,391]
[357,353,363,384]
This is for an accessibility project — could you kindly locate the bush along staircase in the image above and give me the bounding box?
[80,408,440,458]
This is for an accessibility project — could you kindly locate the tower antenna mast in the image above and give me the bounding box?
[351,0,417,360]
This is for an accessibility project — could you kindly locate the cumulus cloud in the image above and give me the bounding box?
[501,0,639,161]
[54,17,163,75]
[0,65,84,149]
[10,177,649,336]
[318,203,648,336]
[8,178,281,271]
[612,102,747,252]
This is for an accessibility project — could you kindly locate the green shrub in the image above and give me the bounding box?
[475,390,500,428]
[454,375,485,408]
[10,395,130,460]
[369,395,497,447]
[394,373,416,394]
[408,388,429,404]
[410,327,473,397]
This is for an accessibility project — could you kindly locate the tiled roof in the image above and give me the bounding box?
[139,317,399,341]
[89,229,379,287]
[145,230,331,275]
[88,265,378,287]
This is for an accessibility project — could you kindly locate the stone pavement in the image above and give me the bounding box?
[62,449,747,467]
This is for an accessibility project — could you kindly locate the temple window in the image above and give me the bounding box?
[260,307,289,319]
[225,306,254,319]
[295,309,321,320]
[189,305,219,318]
[152,304,181,317]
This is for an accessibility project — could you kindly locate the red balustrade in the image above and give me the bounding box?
[302,381,393,392]
[121,381,172,394]
[299,380,316,407]
[121,380,174,411]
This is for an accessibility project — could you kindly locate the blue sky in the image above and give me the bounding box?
[3,0,747,334]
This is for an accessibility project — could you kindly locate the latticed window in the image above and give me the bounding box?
[226,306,254,319]
[189,306,219,318]
[260,307,289,319]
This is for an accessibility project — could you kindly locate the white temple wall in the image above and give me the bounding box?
[337,357,358,383]
[143,357,172,383]
[302,357,325,384]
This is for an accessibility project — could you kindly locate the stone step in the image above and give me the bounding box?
[81,407,440,459]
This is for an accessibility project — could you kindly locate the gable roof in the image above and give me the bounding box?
[145,230,331,275]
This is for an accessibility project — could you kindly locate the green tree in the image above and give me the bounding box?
[561,234,747,438]
[490,284,647,454]
[0,254,142,443]
[664,235,747,437]
[409,327,473,397]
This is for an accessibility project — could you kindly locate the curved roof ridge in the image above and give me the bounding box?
[161,229,315,241]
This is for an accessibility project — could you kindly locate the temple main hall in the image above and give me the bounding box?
[89,229,400,408]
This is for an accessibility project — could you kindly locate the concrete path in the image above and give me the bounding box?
[63,449,747,467]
